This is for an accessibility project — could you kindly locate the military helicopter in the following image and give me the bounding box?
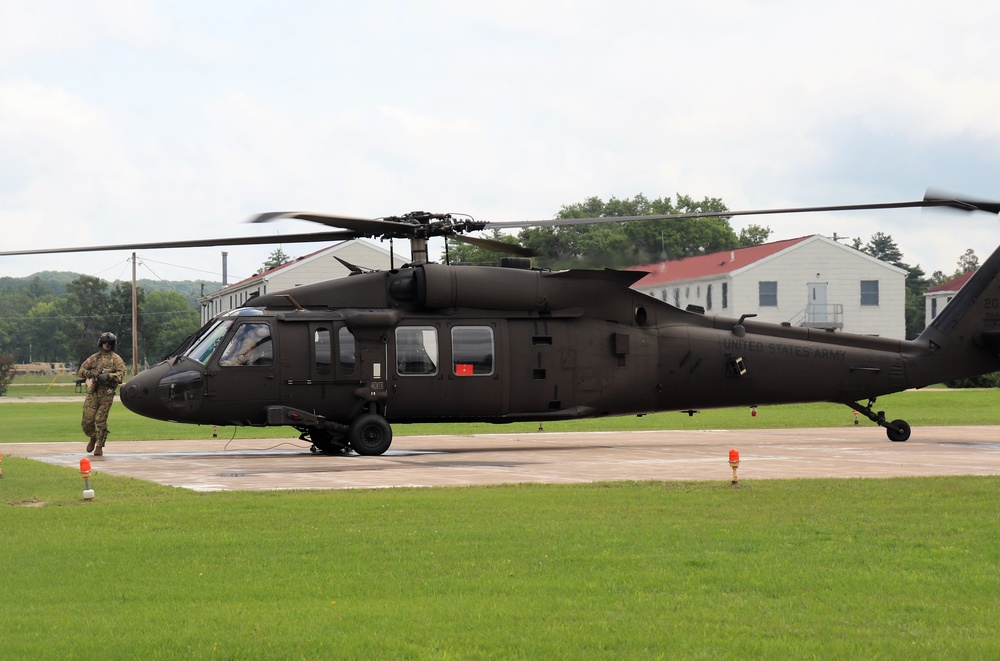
[4,192,999,455]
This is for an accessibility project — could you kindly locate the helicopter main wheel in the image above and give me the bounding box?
[349,414,393,456]
[886,419,911,442]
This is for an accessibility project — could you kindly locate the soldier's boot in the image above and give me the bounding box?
[86,436,97,453]
[94,430,108,457]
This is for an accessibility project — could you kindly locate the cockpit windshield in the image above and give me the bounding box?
[184,319,234,365]
[182,308,267,366]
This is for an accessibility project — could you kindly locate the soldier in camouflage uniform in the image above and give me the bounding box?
[78,332,127,456]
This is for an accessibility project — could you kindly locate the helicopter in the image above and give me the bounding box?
[3,192,999,455]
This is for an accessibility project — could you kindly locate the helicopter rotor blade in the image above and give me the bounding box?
[451,234,537,257]
[483,196,1000,231]
[0,230,359,257]
[5,191,996,259]
[922,189,1000,214]
[249,212,417,237]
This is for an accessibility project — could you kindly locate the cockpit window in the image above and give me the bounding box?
[218,323,273,367]
[184,319,235,365]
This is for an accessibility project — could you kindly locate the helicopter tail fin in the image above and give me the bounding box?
[910,243,1000,384]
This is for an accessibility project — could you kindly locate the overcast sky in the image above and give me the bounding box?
[3,0,1000,285]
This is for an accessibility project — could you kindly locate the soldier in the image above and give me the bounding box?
[78,332,127,456]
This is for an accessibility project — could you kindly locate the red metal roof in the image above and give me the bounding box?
[629,236,814,287]
[926,269,976,294]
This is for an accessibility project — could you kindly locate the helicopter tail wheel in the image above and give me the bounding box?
[349,413,393,455]
[886,419,911,442]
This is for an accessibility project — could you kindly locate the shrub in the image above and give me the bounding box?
[0,353,14,396]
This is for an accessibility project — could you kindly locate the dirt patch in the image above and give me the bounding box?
[13,500,47,508]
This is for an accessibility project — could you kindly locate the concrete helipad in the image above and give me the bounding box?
[5,426,1000,491]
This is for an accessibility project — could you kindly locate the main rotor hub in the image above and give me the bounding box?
[383,211,487,239]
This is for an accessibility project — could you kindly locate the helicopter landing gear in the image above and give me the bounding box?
[302,429,350,455]
[845,399,911,442]
[296,420,351,455]
[349,413,393,455]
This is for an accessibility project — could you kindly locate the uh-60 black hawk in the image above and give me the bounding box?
[5,191,1000,455]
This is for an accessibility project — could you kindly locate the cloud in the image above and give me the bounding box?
[3,0,1000,281]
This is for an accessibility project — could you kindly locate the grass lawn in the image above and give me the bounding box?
[3,381,998,658]
[2,388,998,444]
[3,460,998,659]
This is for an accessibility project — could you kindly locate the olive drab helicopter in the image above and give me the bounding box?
[4,191,1000,455]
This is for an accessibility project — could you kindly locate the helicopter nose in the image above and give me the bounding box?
[120,361,205,422]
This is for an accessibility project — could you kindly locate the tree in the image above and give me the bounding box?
[260,248,291,273]
[26,300,68,363]
[141,290,200,363]
[518,193,747,269]
[856,232,905,267]
[446,230,524,266]
[62,275,112,363]
[738,224,772,247]
[957,249,979,275]
[0,353,13,396]
[106,281,145,368]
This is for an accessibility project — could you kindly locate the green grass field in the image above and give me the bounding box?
[2,462,998,659]
[2,387,998,444]
[3,383,999,658]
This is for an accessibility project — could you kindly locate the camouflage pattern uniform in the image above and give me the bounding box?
[78,341,126,455]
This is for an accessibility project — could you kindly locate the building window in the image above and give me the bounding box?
[674,289,680,307]
[722,282,729,309]
[861,280,880,306]
[931,298,938,319]
[759,281,778,307]
[706,284,713,311]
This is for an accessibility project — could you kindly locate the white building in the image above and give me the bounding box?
[631,235,908,338]
[199,240,403,323]
[924,270,976,327]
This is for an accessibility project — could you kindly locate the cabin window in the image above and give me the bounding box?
[395,326,438,375]
[314,328,331,374]
[452,326,494,376]
[861,280,880,306]
[758,281,778,307]
[338,327,356,375]
[218,323,273,367]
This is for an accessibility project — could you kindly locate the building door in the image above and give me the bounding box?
[807,282,828,324]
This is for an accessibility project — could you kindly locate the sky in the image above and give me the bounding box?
[3,0,1000,285]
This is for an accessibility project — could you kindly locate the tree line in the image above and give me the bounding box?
[0,274,203,369]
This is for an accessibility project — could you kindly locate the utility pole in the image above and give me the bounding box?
[131,252,139,377]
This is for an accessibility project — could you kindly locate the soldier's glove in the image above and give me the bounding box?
[97,372,109,383]
[86,370,97,379]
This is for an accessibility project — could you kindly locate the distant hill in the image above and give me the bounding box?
[0,271,221,310]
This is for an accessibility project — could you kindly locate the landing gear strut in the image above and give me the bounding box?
[845,398,910,442]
